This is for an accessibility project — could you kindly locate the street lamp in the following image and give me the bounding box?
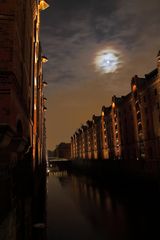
[39,0,49,10]
[43,97,47,102]
[41,56,48,63]
[43,81,48,87]
[43,106,47,112]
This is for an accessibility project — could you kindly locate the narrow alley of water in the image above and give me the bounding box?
[47,169,160,240]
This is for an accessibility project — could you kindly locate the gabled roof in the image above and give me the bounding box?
[157,50,160,57]
[92,115,101,124]
[145,68,158,81]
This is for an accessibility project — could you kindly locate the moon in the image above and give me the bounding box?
[94,48,122,74]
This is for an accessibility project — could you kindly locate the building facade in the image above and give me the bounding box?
[0,1,49,239]
[71,53,160,161]
[0,0,48,169]
[53,142,71,159]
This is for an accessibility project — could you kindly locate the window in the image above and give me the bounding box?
[134,91,137,98]
[147,130,150,139]
[138,124,142,132]
[149,147,153,157]
[137,112,141,121]
[135,102,140,112]
[155,89,157,96]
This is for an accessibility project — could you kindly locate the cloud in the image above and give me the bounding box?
[41,0,160,148]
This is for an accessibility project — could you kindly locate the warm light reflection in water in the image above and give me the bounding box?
[47,169,160,240]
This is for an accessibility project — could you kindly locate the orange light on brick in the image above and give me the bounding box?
[112,102,115,108]
[132,84,137,92]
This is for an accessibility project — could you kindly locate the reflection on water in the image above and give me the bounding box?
[1,164,159,240]
[47,168,160,240]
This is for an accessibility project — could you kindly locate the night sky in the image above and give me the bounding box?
[40,0,160,150]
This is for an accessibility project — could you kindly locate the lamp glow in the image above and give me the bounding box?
[43,106,47,112]
[43,81,48,87]
[42,56,48,63]
[39,0,49,10]
[112,102,115,108]
[132,84,137,92]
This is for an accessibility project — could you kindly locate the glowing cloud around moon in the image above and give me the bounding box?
[94,48,122,74]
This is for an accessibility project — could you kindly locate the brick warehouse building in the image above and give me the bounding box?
[0,0,48,170]
[53,143,71,159]
[71,53,160,161]
[0,1,49,239]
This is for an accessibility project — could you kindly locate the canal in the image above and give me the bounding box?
[47,167,160,240]
[1,163,160,240]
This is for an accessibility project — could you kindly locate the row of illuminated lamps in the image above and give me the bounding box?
[42,55,48,87]
[39,0,49,112]
[42,56,48,112]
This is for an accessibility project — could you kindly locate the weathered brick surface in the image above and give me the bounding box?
[0,209,17,240]
[0,0,34,134]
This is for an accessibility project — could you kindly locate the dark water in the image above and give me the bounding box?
[1,165,160,240]
[0,163,46,240]
[47,169,160,240]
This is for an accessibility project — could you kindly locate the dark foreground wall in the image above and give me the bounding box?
[0,158,47,240]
